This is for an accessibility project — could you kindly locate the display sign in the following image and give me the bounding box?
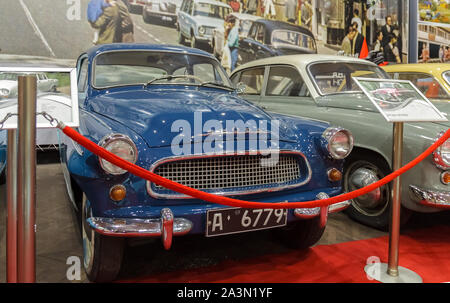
[353,77,448,122]
[0,67,79,129]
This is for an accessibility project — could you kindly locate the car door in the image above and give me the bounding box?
[232,66,266,104]
[258,65,318,118]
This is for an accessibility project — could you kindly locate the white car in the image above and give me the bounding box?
[0,72,58,99]
[212,13,260,59]
[177,0,231,49]
[143,0,182,25]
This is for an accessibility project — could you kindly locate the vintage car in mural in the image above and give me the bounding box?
[238,19,317,66]
[59,44,355,282]
[211,12,260,59]
[177,0,231,49]
[0,72,59,99]
[230,54,450,230]
[142,0,182,25]
[382,63,450,101]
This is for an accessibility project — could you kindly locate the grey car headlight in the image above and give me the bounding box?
[0,88,10,96]
[198,26,205,36]
[98,133,138,175]
[322,127,354,160]
[432,131,450,170]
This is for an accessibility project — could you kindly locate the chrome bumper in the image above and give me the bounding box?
[410,185,450,209]
[87,208,193,250]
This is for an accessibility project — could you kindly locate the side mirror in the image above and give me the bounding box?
[235,82,246,94]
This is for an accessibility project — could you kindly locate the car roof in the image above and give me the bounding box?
[193,0,231,7]
[254,19,313,36]
[231,12,261,21]
[85,43,215,60]
[233,54,377,74]
[382,63,450,75]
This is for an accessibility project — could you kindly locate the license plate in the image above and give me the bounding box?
[206,207,288,237]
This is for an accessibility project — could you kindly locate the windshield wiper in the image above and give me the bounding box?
[199,81,235,91]
[145,75,203,87]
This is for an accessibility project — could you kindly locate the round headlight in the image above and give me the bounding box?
[98,134,138,175]
[322,127,354,160]
[0,88,10,96]
[432,131,450,170]
[198,26,205,35]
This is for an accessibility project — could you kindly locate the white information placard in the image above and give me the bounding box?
[0,67,79,129]
[353,77,448,123]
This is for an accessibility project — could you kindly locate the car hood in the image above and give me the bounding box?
[89,87,299,147]
[316,93,450,127]
[193,16,224,28]
[0,80,18,90]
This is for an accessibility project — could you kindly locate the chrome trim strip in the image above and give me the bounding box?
[146,150,312,199]
[410,185,450,207]
[87,216,193,237]
[328,200,351,213]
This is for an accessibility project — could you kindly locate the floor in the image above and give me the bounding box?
[0,157,448,283]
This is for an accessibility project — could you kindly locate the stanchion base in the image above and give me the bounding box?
[364,263,423,283]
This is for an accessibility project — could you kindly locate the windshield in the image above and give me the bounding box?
[240,20,254,36]
[271,30,316,52]
[93,51,231,89]
[308,62,388,95]
[193,3,230,19]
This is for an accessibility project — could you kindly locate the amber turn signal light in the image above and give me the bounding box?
[110,185,126,202]
[441,171,450,185]
[328,168,342,182]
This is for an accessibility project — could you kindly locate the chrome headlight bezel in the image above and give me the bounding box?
[432,131,450,170]
[322,127,354,160]
[98,133,138,175]
[198,26,206,36]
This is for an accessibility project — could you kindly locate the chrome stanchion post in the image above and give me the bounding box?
[6,129,18,283]
[17,76,37,283]
[365,122,422,283]
[388,121,403,276]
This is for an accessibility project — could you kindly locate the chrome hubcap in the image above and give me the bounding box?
[344,161,390,217]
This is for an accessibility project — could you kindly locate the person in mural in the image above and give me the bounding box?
[341,26,356,56]
[420,44,430,63]
[116,0,135,43]
[372,30,383,52]
[227,16,240,71]
[89,0,120,44]
[87,0,110,44]
[229,0,241,13]
[351,9,362,34]
[381,15,393,48]
[439,45,445,63]
[384,34,401,63]
[246,0,257,14]
[446,46,450,63]
[300,0,313,29]
[351,21,364,56]
[285,0,297,24]
[264,0,276,19]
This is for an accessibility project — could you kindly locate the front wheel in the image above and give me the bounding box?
[274,217,325,249]
[344,153,412,230]
[82,194,124,282]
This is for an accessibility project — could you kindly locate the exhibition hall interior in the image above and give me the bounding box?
[0,0,449,286]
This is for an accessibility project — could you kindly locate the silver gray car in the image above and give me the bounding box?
[230,54,450,230]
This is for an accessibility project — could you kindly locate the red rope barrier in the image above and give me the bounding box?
[60,124,450,209]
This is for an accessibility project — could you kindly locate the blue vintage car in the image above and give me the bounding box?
[59,43,354,282]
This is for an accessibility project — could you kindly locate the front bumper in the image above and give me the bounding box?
[144,8,177,20]
[410,185,450,209]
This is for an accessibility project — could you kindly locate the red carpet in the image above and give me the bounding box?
[121,225,450,283]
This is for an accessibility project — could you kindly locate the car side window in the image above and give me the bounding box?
[78,59,89,93]
[180,0,187,12]
[389,72,449,99]
[266,66,310,97]
[248,24,257,39]
[239,67,265,95]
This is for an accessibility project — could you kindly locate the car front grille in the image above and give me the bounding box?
[147,152,310,198]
